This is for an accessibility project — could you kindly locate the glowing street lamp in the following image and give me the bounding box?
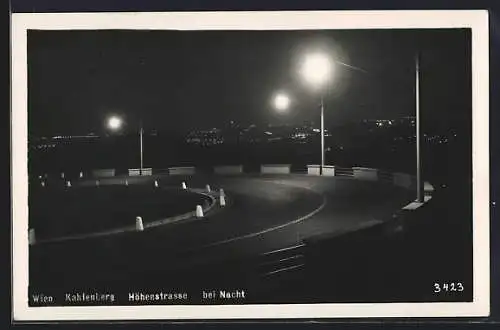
[273,93,290,113]
[292,50,423,202]
[107,116,123,131]
[301,53,333,88]
[106,115,145,175]
[300,52,334,175]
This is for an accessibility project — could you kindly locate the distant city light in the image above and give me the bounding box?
[273,93,290,112]
[107,116,123,131]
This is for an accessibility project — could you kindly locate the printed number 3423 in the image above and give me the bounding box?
[433,282,464,293]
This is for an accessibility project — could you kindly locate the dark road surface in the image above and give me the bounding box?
[30,185,212,239]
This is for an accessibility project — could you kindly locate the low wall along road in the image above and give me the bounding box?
[168,166,196,175]
[260,164,292,174]
[214,165,244,175]
[30,163,434,248]
[128,168,153,176]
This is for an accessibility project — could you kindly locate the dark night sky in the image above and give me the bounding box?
[27,28,471,136]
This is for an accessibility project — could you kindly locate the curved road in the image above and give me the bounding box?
[30,174,415,289]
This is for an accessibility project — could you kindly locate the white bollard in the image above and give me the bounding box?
[220,188,225,197]
[154,180,159,188]
[61,172,65,179]
[29,228,36,245]
[79,171,84,178]
[195,205,204,218]
[66,181,71,188]
[181,182,187,190]
[220,195,226,207]
[96,180,100,187]
[206,184,211,192]
[125,179,129,186]
[41,181,45,187]
[136,216,144,231]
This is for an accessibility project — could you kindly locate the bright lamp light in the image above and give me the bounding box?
[301,53,333,87]
[274,93,290,112]
[107,116,123,131]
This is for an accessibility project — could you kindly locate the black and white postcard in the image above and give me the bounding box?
[11,10,490,320]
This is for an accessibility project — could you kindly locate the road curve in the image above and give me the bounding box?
[29,174,415,288]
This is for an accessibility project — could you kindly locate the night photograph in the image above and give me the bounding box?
[23,24,477,309]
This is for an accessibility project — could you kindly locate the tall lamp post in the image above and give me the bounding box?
[300,53,333,175]
[415,54,424,203]
[107,115,144,175]
[272,49,423,202]
[139,119,144,175]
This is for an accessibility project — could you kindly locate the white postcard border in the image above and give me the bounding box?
[11,10,490,320]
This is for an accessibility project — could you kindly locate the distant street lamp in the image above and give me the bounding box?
[106,115,144,175]
[273,93,290,113]
[300,52,334,175]
[107,116,123,131]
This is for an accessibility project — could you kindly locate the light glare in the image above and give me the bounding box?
[274,94,290,112]
[107,116,122,131]
[301,53,333,87]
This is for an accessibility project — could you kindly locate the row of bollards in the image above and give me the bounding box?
[40,180,74,187]
[37,172,84,187]
[133,184,227,232]
[30,183,228,243]
[42,177,222,191]
[39,174,87,188]
[134,201,210,232]
[42,172,84,180]
[41,179,227,196]
[63,172,84,178]
[40,178,227,206]
[35,179,226,236]
[135,207,198,232]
